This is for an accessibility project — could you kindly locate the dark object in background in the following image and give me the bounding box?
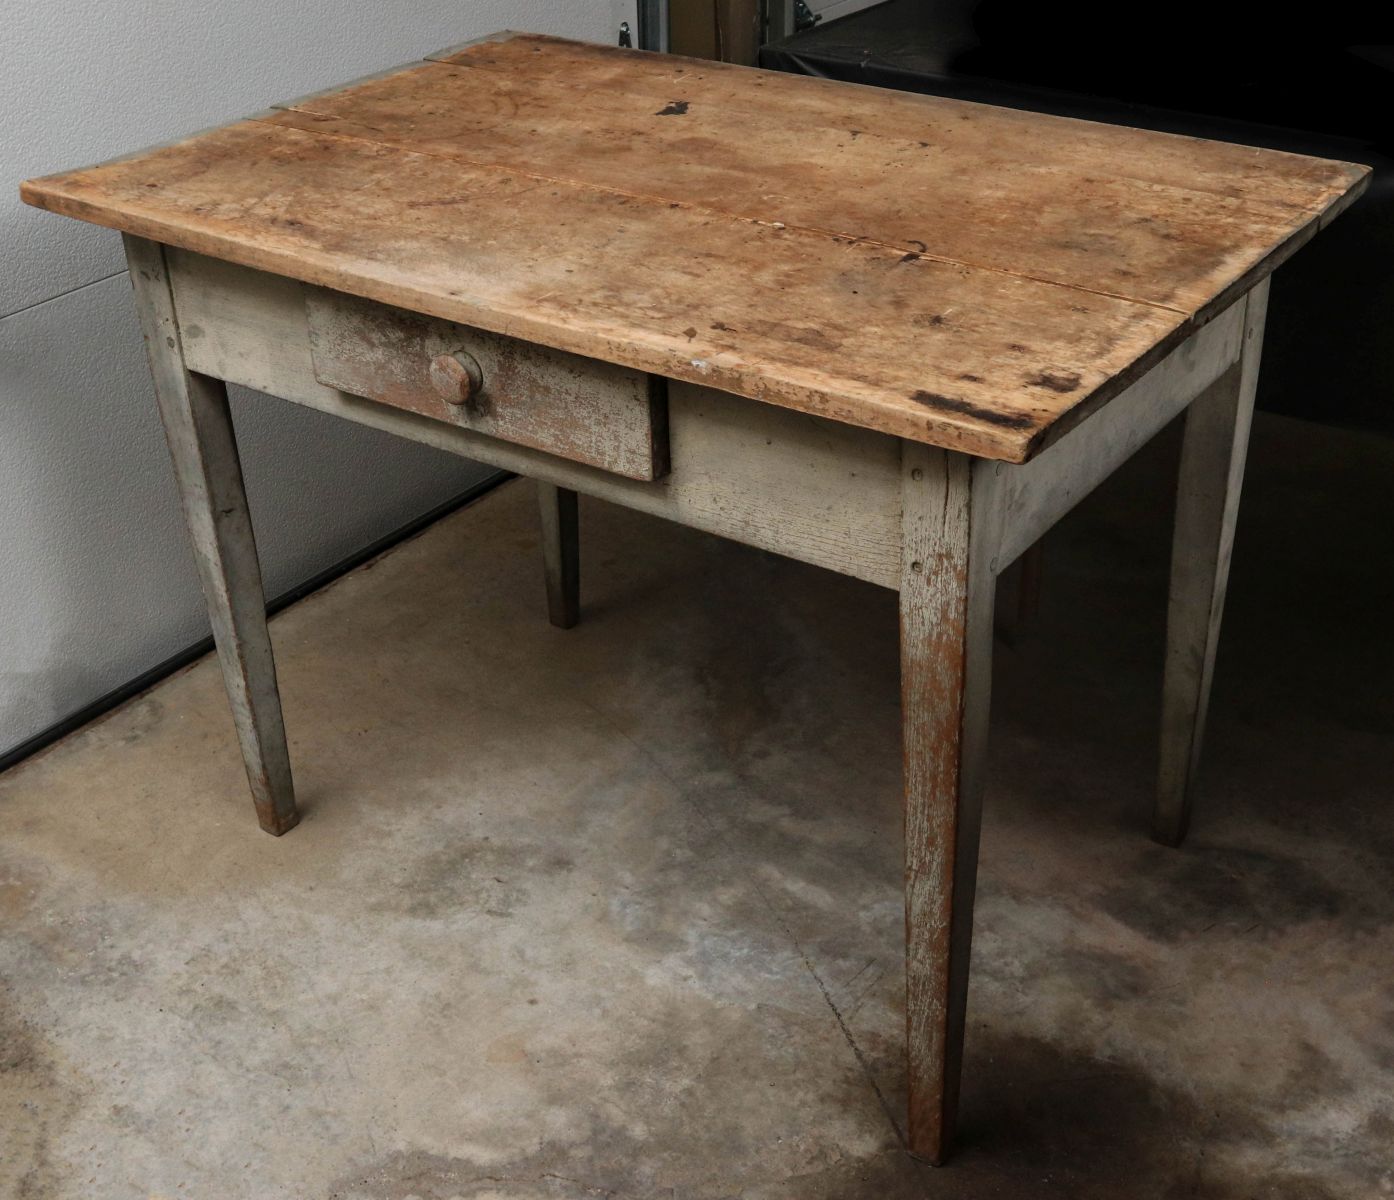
[762,1,1394,435]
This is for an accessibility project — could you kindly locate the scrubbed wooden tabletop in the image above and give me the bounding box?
[21,33,1368,461]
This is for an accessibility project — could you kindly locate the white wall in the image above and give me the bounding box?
[807,0,885,26]
[0,0,632,756]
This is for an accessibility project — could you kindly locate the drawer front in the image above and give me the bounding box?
[305,289,668,481]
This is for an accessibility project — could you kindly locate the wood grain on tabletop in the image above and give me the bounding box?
[20,34,1369,461]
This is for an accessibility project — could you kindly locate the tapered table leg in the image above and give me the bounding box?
[1154,280,1268,847]
[899,445,999,1163]
[125,235,298,835]
[538,481,580,629]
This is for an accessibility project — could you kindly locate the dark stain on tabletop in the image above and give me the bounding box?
[745,319,841,352]
[912,389,1037,431]
[656,100,689,116]
[1027,371,1083,393]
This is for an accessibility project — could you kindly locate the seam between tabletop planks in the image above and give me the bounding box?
[259,111,1198,316]
[258,68,1362,321]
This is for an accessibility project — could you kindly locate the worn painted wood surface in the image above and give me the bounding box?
[899,444,1001,1162]
[995,292,1247,569]
[123,236,298,836]
[537,483,581,630]
[306,290,667,481]
[167,249,906,589]
[21,35,1368,462]
[1154,283,1268,847]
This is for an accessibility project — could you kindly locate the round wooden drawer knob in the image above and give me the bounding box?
[428,351,483,405]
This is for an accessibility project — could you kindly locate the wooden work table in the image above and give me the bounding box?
[22,32,1368,1164]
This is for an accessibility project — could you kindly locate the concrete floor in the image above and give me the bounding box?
[2,413,1392,1199]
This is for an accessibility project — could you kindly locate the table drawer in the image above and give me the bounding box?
[305,290,668,481]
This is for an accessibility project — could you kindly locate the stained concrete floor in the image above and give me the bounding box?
[3,412,1393,1200]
